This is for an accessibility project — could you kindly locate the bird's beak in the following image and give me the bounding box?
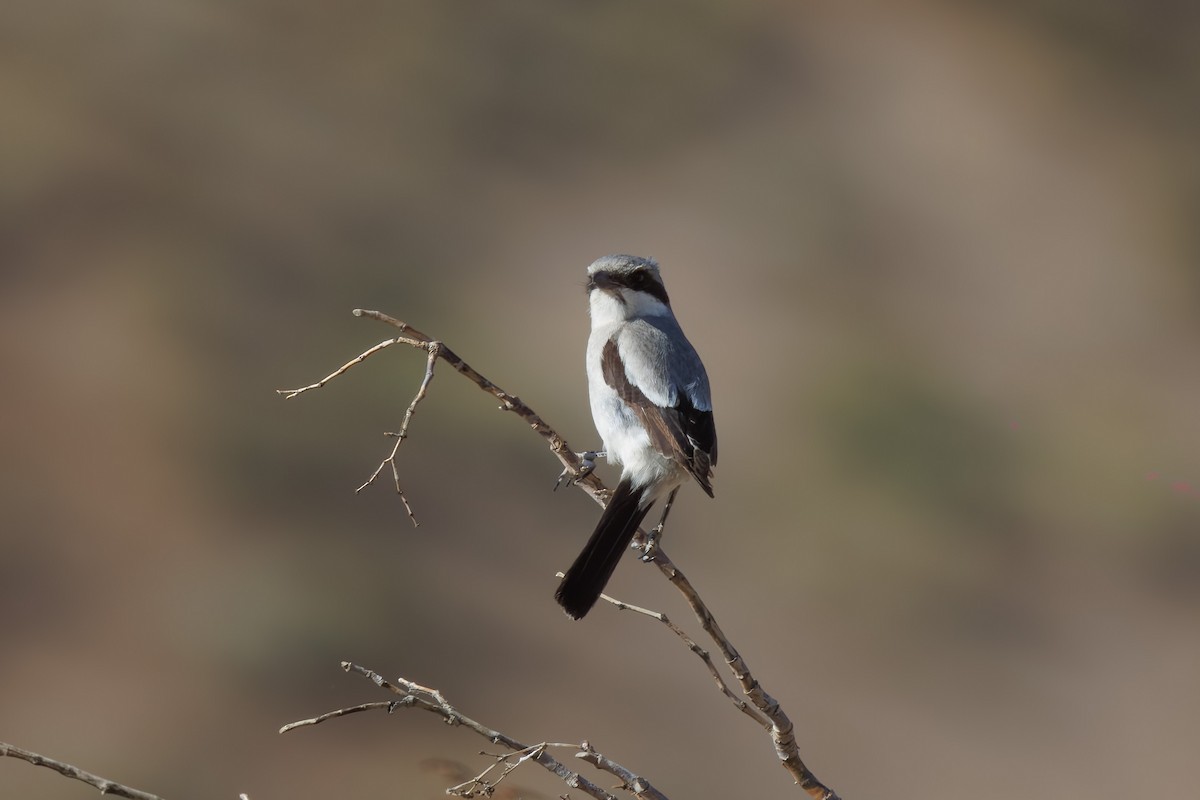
[588,271,618,293]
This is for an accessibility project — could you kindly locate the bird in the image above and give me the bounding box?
[554,255,716,619]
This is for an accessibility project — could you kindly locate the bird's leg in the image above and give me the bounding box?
[640,487,679,561]
[553,450,606,491]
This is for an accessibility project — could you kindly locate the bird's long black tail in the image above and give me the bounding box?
[555,478,651,619]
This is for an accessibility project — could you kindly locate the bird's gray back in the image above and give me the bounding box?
[615,316,711,411]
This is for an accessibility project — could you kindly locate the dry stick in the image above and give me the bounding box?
[279,310,609,498]
[594,588,771,730]
[574,742,669,800]
[354,311,610,496]
[279,310,839,799]
[281,662,655,800]
[649,548,839,800]
[446,743,547,798]
[279,702,395,732]
[0,741,166,800]
[277,332,424,523]
[596,581,837,799]
[353,343,440,525]
[277,311,607,523]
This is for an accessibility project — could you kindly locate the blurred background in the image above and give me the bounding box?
[2,1,1198,798]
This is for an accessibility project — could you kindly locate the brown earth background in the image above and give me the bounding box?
[2,2,1198,798]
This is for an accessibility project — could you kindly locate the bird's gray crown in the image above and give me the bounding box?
[587,254,660,278]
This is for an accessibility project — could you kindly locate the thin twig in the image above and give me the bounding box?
[349,310,609,497]
[276,337,407,399]
[353,342,440,525]
[279,701,395,733]
[278,310,603,522]
[597,589,771,730]
[278,329,429,521]
[446,743,547,798]
[0,741,166,800]
[280,662,628,800]
[648,549,839,800]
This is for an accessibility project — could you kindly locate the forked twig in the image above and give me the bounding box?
[351,342,440,524]
[445,743,546,798]
[278,310,606,525]
[277,315,440,524]
[281,662,643,800]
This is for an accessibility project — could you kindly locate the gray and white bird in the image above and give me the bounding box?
[555,255,717,619]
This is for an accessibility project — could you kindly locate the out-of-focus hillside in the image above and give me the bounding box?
[2,2,1197,798]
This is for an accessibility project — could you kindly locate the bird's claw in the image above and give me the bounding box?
[554,450,605,491]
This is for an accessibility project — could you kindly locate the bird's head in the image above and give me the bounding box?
[586,255,671,320]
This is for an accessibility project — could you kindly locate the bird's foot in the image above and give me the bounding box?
[553,450,605,491]
[639,524,663,562]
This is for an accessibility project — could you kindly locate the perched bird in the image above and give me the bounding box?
[555,255,716,619]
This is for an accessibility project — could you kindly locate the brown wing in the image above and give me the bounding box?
[602,337,715,496]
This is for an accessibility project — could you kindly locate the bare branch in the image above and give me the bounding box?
[647,550,840,800]
[574,741,669,800]
[278,312,842,798]
[276,337,410,398]
[281,662,638,800]
[595,588,771,730]
[278,702,395,733]
[0,741,166,800]
[353,430,417,522]
[353,342,440,525]
[279,309,603,522]
[446,743,547,798]
[348,309,611,498]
